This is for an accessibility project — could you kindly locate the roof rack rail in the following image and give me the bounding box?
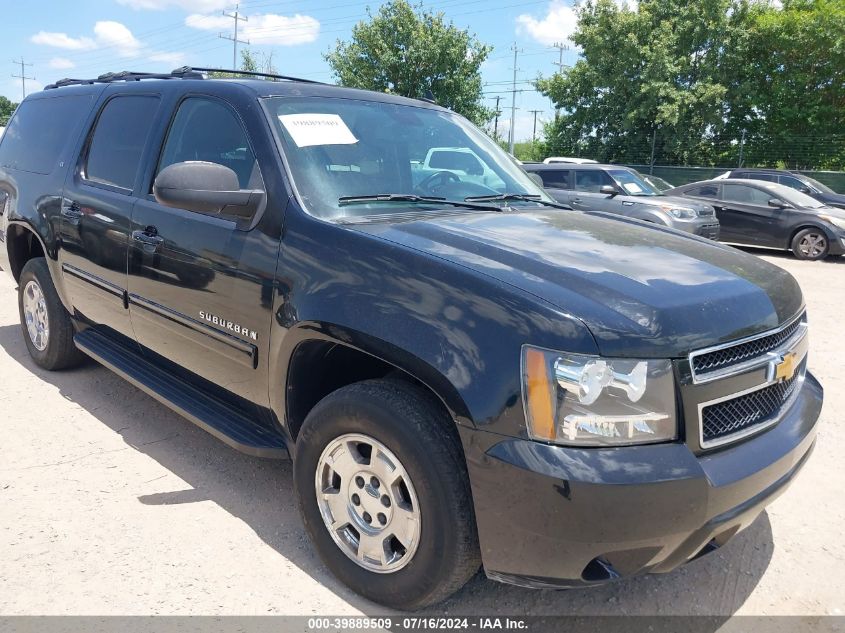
[180,66,325,84]
[45,69,204,90]
[44,67,324,91]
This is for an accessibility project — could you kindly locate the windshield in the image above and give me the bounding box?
[801,175,835,194]
[265,96,551,219]
[607,168,661,196]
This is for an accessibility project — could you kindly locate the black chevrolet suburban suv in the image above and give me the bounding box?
[0,69,822,610]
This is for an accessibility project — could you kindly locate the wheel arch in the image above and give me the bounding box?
[275,323,473,445]
[5,221,48,283]
[788,223,834,250]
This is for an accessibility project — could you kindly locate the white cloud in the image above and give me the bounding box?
[48,57,76,70]
[186,12,320,46]
[148,51,186,66]
[93,21,142,57]
[118,0,230,11]
[516,0,637,46]
[31,31,97,50]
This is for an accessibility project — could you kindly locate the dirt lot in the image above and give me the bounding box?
[0,249,843,617]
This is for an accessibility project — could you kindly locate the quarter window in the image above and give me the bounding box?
[85,95,160,190]
[157,98,260,190]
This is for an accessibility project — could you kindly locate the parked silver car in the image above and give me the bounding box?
[523,163,720,238]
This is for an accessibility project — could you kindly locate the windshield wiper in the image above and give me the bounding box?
[338,193,501,211]
[464,193,572,210]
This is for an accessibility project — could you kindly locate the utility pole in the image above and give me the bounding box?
[11,58,34,101]
[649,128,657,175]
[551,42,568,120]
[493,95,501,143]
[508,42,522,155]
[529,109,542,144]
[738,128,747,168]
[219,4,249,70]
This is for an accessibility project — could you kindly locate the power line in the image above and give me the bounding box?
[11,58,34,101]
[219,3,250,70]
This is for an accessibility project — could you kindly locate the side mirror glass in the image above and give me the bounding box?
[153,161,264,220]
[768,198,788,208]
[526,173,544,188]
[600,184,618,196]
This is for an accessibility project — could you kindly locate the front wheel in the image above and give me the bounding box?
[294,380,480,610]
[791,228,829,260]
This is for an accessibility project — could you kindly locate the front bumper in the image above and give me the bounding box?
[461,371,822,588]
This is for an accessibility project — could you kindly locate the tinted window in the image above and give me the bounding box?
[0,95,92,175]
[685,184,719,198]
[158,98,258,189]
[574,169,613,192]
[723,184,772,205]
[742,172,777,182]
[85,96,159,190]
[538,170,570,189]
[780,175,809,191]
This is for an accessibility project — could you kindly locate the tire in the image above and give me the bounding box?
[294,379,480,610]
[791,228,829,260]
[17,258,85,370]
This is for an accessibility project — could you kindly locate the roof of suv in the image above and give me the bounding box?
[523,163,622,171]
[38,68,447,111]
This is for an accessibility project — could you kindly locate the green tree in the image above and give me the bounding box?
[0,96,18,127]
[209,49,260,78]
[325,0,493,125]
[537,0,750,165]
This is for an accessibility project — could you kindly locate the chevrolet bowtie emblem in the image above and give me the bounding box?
[774,352,798,382]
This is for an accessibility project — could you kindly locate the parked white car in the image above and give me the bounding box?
[543,156,598,164]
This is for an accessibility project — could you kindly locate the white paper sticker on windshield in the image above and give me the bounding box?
[278,113,358,147]
[623,182,643,193]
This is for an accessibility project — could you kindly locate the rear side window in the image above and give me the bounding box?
[685,184,719,198]
[780,175,809,191]
[741,172,777,183]
[157,97,259,189]
[0,95,92,175]
[538,170,570,189]
[85,95,160,191]
[723,184,772,205]
[574,169,613,192]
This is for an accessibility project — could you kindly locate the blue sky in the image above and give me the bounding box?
[2,0,591,140]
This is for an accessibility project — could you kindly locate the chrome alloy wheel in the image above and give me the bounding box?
[315,433,421,573]
[22,280,49,351]
[798,232,827,259]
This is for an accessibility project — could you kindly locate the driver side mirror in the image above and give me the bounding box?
[153,161,264,220]
[768,198,790,208]
[527,173,544,188]
[600,184,618,197]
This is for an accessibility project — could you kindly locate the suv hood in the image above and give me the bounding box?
[354,210,803,358]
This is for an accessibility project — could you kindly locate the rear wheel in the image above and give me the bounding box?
[294,379,480,610]
[791,228,829,260]
[18,258,84,370]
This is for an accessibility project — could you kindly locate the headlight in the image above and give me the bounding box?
[820,215,845,231]
[664,206,697,219]
[521,346,677,447]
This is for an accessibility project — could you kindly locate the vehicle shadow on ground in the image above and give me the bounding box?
[0,324,773,619]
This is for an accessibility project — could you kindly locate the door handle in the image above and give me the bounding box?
[61,201,82,220]
[132,228,164,252]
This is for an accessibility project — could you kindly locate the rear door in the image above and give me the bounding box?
[127,93,280,407]
[59,92,162,342]
[571,169,616,212]
[719,183,782,246]
[535,168,572,204]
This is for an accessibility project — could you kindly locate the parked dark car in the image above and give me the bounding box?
[0,69,821,610]
[669,179,845,260]
[524,162,719,238]
[717,168,845,209]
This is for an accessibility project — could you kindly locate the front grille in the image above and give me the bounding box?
[697,223,720,240]
[701,372,800,444]
[692,315,804,376]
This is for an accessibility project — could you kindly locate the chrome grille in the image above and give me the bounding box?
[691,315,804,378]
[701,372,801,445]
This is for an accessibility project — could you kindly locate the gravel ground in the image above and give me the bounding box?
[0,249,842,617]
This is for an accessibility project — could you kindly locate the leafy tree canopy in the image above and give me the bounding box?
[0,96,18,127]
[325,0,493,125]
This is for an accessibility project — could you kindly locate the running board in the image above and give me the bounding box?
[74,329,289,459]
